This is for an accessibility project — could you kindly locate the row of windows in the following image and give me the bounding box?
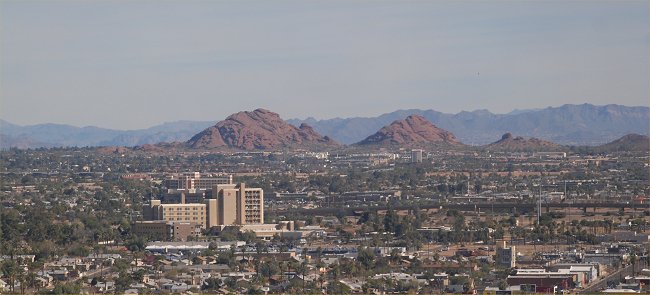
[165,217,201,221]
[164,207,202,211]
[164,212,203,216]
[135,226,169,230]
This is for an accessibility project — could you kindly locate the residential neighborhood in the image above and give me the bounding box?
[1,146,648,294]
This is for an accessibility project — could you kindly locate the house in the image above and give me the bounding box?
[624,275,650,292]
[420,262,479,273]
[36,276,52,289]
[548,263,599,284]
[49,257,82,271]
[507,274,574,292]
[339,279,364,292]
[84,253,122,268]
[372,272,426,285]
[372,246,406,257]
[597,231,650,243]
[429,273,449,289]
[483,285,526,294]
[49,269,69,281]
[95,281,115,293]
[162,264,231,274]
[583,253,627,266]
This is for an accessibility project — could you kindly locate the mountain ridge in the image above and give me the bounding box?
[590,133,649,153]
[0,119,215,149]
[1,103,648,149]
[288,103,649,145]
[481,133,565,152]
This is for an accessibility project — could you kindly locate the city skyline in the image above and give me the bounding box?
[1,1,648,130]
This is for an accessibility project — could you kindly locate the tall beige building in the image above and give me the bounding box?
[213,183,264,225]
[143,182,263,229]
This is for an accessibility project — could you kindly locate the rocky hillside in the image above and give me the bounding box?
[592,133,649,152]
[483,133,564,152]
[187,109,337,150]
[356,115,461,146]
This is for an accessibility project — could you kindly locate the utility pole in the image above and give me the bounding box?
[564,179,569,217]
[538,184,542,226]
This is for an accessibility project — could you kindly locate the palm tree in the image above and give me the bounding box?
[296,261,307,293]
[317,274,325,290]
[630,252,638,276]
[17,269,26,295]
[153,257,163,279]
[279,261,287,283]
[28,260,43,292]
[1,260,19,293]
[26,272,38,292]
[287,260,298,278]
[389,248,401,266]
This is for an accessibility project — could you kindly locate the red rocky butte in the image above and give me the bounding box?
[187,109,337,150]
[483,133,563,151]
[357,114,461,146]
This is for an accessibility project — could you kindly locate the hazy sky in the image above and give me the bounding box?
[1,1,648,130]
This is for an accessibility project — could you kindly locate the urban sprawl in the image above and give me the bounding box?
[0,148,649,294]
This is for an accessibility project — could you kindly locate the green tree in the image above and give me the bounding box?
[357,247,376,271]
[51,282,81,294]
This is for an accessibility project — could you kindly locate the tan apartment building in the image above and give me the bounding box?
[213,183,264,225]
[131,221,197,241]
[163,172,233,191]
[143,182,263,230]
[143,198,218,229]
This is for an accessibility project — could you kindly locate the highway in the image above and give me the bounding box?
[269,201,650,216]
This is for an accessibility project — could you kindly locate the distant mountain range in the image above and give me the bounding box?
[288,104,649,145]
[1,103,648,149]
[0,119,214,149]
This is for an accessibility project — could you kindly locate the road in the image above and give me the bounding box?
[578,261,646,294]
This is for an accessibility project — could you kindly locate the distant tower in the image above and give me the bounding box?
[496,241,516,268]
[411,149,423,163]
